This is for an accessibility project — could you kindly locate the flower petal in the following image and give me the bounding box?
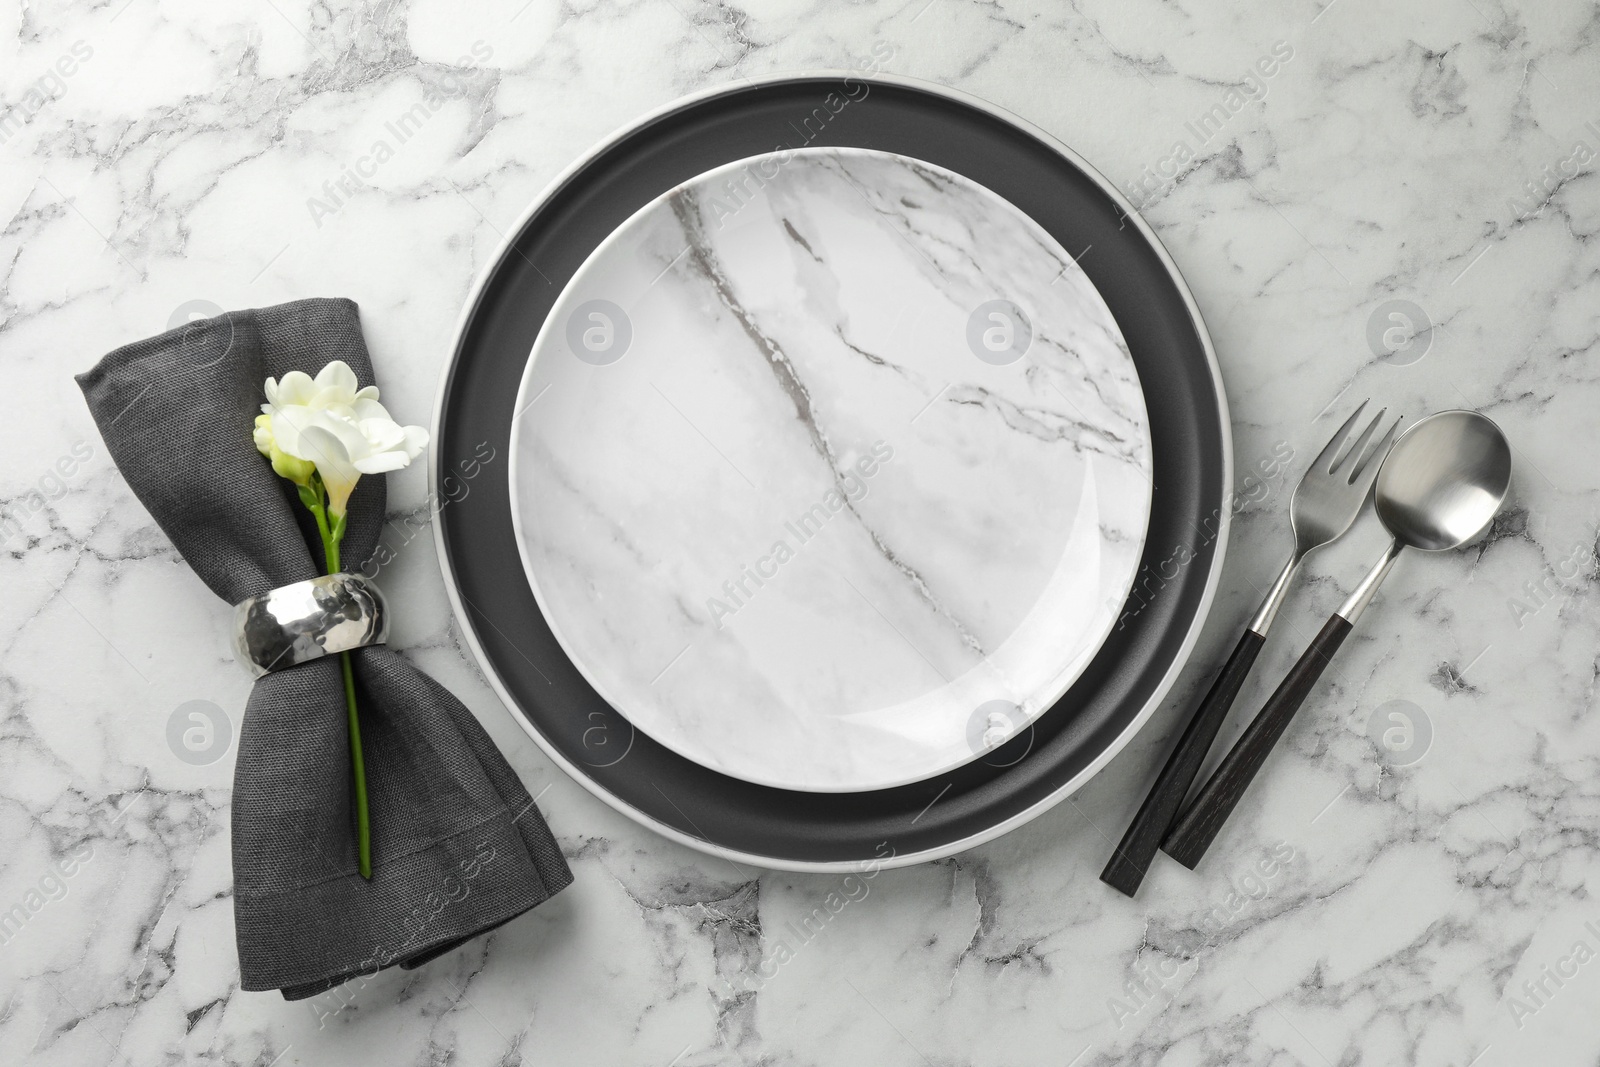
[297,424,362,516]
[268,407,314,458]
[353,451,411,474]
[296,422,356,468]
[275,407,357,462]
[352,397,394,423]
[315,360,360,397]
[271,370,316,406]
[359,417,406,453]
[401,425,430,457]
[320,413,371,459]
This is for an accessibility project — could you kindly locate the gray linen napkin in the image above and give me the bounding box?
[76,297,572,999]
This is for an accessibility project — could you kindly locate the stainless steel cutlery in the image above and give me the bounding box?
[1101,402,1401,896]
[1162,410,1512,867]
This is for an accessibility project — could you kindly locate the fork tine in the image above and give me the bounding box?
[1334,407,1387,475]
[1347,414,1403,486]
[1311,400,1369,474]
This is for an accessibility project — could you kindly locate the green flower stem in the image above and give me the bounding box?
[312,486,373,881]
[339,649,371,879]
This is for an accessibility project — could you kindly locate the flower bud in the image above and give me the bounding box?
[254,413,316,486]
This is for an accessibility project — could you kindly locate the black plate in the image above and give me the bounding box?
[433,74,1229,869]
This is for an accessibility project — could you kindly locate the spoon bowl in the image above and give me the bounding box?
[1374,410,1513,552]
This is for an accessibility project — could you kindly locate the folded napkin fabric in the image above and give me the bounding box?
[76,297,572,999]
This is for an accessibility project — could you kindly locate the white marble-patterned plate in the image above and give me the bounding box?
[508,146,1152,792]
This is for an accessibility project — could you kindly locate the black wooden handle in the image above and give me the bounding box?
[1161,614,1353,869]
[1099,629,1266,897]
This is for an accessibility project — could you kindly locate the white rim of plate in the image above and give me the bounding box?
[431,71,1233,873]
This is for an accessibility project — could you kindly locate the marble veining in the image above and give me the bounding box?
[509,147,1152,791]
[4,1,1600,1064]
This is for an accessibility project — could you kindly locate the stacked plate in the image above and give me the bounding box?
[432,74,1230,871]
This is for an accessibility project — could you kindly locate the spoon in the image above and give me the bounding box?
[1161,410,1513,868]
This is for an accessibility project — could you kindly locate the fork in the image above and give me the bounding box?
[1099,401,1401,896]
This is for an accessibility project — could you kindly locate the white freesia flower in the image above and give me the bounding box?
[261,360,429,517]
[251,359,419,880]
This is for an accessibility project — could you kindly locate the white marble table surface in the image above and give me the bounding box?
[3,1,1598,1064]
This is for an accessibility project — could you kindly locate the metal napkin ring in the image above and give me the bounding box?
[234,573,389,679]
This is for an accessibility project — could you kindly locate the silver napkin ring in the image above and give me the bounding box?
[234,573,389,679]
